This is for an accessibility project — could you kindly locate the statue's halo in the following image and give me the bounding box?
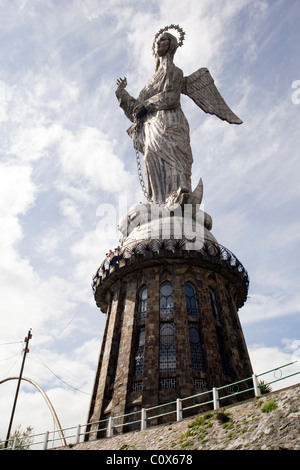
[152,24,185,55]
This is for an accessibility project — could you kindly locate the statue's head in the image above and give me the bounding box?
[152,25,185,69]
[155,32,178,58]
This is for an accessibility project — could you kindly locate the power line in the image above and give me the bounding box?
[33,346,89,385]
[0,350,23,363]
[35,311,80,347]
[0,351,23,383]
[33,285,94,348]
[0,341,23,347]
[31,349,90,396]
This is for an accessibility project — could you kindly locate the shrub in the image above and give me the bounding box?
[261,400,277,413]
[258,380,272,394]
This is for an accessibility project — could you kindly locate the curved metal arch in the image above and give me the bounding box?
[0,376,67,446]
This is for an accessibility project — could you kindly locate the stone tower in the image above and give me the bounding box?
[86,26,253,437]
[86,208,252,435]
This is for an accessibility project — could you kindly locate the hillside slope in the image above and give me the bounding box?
[61,383,300,451]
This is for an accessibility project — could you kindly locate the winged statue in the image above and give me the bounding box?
[116,25,242,206]
[182,67,242,125]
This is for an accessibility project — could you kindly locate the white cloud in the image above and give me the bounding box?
[59,199,83,229]
[80,0,103,21]
[70,229,116,292]
[35,228,65,267]
[262,221,300,249]
[9,124,63,163]
[242,291,300,325]
[249,340,300,390]
[254,267,299,291]
[58,126,132,193]
[6,69,79,126]
[0,163,36,263]
[211,209,250,246]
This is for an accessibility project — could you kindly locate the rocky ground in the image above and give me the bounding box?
[59,383,300,451]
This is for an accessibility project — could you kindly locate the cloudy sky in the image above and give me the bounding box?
[0,0,299,443]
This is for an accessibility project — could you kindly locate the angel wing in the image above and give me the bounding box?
[182,68,243,124]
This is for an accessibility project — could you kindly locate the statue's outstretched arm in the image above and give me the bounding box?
[115,77,137,123]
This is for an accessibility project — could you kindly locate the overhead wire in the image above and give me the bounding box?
[0,210,103,393]
[33,281,98,348]
[0,350,24,363]
[34,309,81,347]
[30,348,91,396]
[0,294,95,397]
[32,344,90,386]
[0,335,91,395]
[0,349,24,381]
[0,341,24,346]
[31,202,106,349]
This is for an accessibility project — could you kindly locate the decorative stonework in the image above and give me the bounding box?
[92,241,249,312]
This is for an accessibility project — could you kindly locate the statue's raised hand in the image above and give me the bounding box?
[116,77,127,91]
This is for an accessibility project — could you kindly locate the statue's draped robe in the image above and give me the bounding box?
[116,59,193,203]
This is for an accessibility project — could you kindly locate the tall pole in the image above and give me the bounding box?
[5,329,32,448]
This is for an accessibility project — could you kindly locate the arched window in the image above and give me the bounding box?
[138,286,147,321]
[159,323,176,372]
[216,326,231,377]
[133,327,145,376]
[188,324,205,372]
[209,289,220,321]
[111,293,126,384]
[159,283,176,372]
[160,282,173,317]
[184,283,198,317]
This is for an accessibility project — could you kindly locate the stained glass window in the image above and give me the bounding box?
[138,286,147,321]
[188,324,205,372]
[209,289,220,321]
[160,282,173,317]
[111,293,126,384]
[133,327,145,376]
[159,322,176,372]
[111,337,120,384]
[184,283,198,317]
[216,326,231,377]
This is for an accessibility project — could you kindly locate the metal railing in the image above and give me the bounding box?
[92,241,250,294]
[1,360,299,450]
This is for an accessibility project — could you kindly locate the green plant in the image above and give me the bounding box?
[180,439,194,449]
[258,380,272,394]
[176,411,214,448]
[119,444,135,450]
[222,421,233,430]
[261,400,278,413]
[187,412,214,434]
